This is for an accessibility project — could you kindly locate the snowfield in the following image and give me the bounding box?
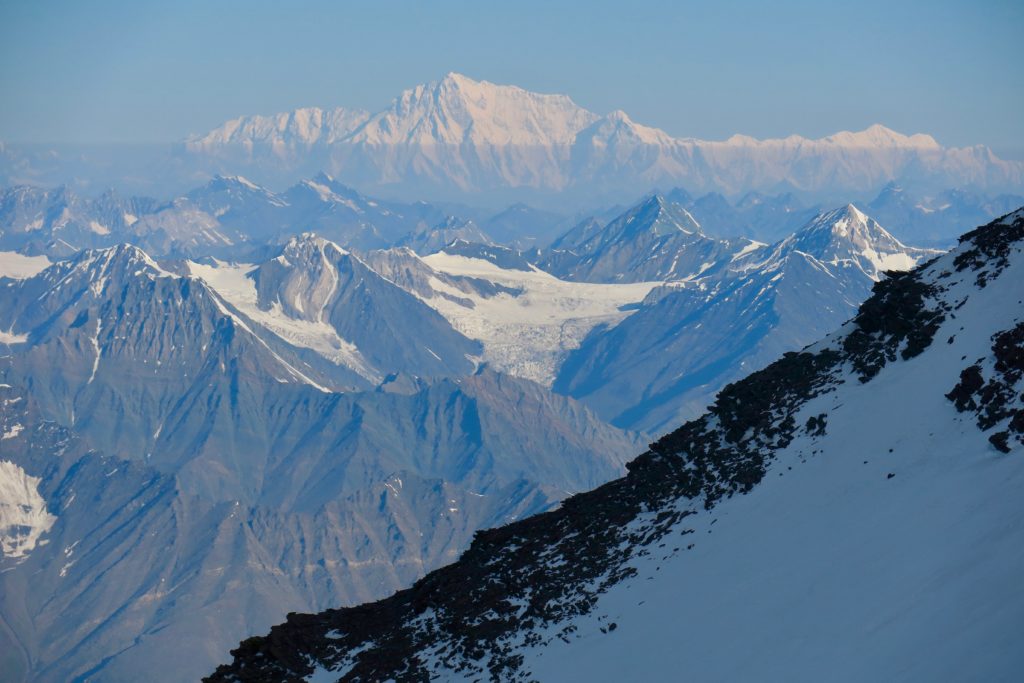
[0,251,51,279]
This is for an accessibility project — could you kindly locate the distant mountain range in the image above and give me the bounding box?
[181,73,1024,204]
[3,173,1017,266]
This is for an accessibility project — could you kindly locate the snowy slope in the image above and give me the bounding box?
[185,107,371,155]
[0,251,50,279]
[207,209,1024,682]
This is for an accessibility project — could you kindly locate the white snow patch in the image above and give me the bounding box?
[0,460,56,560]
[88,220,111,235]
[1,424,23,440]
[0,329,28,345]
[0,251,51,279]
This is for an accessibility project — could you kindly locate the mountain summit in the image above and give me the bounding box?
[349,72,599,148]
[785,204,937,279]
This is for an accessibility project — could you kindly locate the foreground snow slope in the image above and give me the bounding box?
[208,209,1024,682]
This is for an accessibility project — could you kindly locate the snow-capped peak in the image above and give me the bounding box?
[69,243,176,281]
[209,174,264,192]
[785,205,940,279]
[184,106,371,150]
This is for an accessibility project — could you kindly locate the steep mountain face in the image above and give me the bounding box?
[180,75,1024,203]
[332,73,599,193]
[351,73,598,149]
[207,209,1024,683]
[0,242,639,681]
[555,205,940,435]
[542,194,756,283]
[0,244,362,459]
[0,367,637,683]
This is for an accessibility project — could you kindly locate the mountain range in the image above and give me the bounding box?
[207,208,1024,682]
[0,236,640,682]
[2,172,1019,267]
[182,73,1024,204]
[4,74,1020,205]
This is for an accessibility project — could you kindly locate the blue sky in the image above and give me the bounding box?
[2,0,1022,157]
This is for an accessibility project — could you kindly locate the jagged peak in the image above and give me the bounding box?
[781,204,938,278]
[796,204,889,241]
[354,73,599,147]
[281,231,349,258]
[203,174,270,194]
[311,170,336,185]
[622,193,701,235]
[65,243,175,281]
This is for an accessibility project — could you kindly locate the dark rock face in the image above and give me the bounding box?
[947,322,1024,453]
[206,212,1022,683]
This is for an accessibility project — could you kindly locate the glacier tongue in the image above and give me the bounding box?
[418,250,660,386]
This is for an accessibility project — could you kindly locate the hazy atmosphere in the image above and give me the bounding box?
[2,0,1022,156]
